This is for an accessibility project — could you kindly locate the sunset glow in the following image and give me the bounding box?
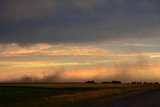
[0,0,160,82]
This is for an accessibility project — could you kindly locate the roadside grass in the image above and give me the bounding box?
[0,83,159,107]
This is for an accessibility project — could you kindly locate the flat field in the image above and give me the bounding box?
[0,83,159,107]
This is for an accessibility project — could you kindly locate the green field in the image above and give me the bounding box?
[0,83,159,107]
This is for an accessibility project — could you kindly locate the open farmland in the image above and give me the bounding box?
[0,83,159,107]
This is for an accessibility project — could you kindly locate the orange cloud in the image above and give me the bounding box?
[123,43,155,47]
[0,43,51,56]
[0,43,111,57]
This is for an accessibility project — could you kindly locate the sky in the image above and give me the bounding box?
[0,0,160,82]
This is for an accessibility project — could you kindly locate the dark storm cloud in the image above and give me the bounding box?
[0,0,160,45]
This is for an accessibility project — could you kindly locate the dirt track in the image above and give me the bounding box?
[96,89,160,107]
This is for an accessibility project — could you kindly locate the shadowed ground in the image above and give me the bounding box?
[0,84,159,107]
[96,89,160,107]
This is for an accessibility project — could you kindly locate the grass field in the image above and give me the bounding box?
[0,83,159,107]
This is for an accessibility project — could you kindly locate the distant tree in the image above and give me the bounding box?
[148,82,153,84]
[154,82,159,85]
[131,81,137,84]
[85,80,95,83]
[112,80,121,84]
[143,82,147,84]
[131,81,142,84]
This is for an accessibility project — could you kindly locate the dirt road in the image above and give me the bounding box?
[96,89,160,107]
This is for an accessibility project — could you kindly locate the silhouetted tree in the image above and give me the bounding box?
[131,81,142,84]
[85,80,95,83]
[112,80,121,84]
[154,82,159,85]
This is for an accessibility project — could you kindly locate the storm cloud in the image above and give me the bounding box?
[0,0,160,45]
